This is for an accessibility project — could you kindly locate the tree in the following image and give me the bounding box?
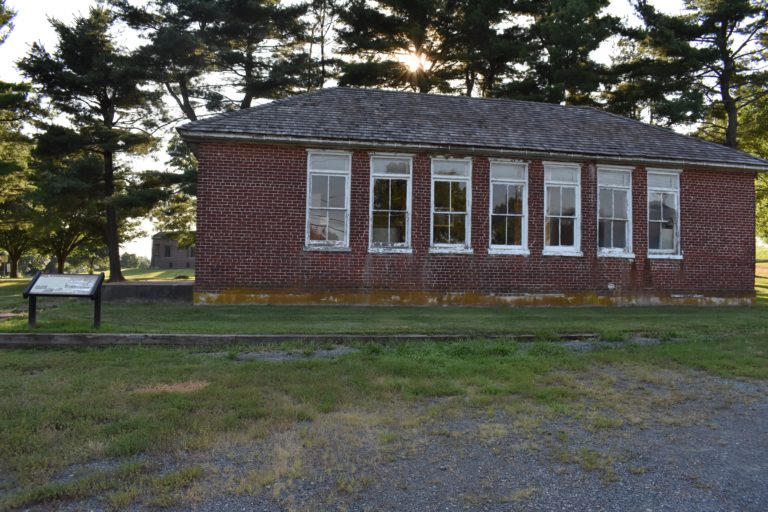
[149,135,197,247]
[634,0,768,147]
[19,7,163,281]
[336,0,456,93]
[602,37,707,126]
[497,0,619,105]
[27,154,104,274]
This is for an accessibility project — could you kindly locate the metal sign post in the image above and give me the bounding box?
[23,272,105,329]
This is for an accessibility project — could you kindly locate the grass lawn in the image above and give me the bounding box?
[0,249,766,509]
[112,268,195,281]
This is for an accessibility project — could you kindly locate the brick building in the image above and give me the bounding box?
[178,88,768,305]
[150,233,196,270]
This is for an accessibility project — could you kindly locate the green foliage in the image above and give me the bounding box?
[18,7,165,281]
[120,252,150,270]
[628,0,767,144]
[0,0,14,45]
[497,0,620,105]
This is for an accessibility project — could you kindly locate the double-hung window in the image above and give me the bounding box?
[598,167,632,256]
[489,161,528,254]
[544,163,581,255]
[647,170,681,257]
[431,158,472,252]
[370,155,412,251]
[306,151,351,249]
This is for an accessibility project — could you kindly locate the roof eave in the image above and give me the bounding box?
[176,129,768,173]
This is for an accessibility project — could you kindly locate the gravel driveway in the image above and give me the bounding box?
[48,366,768,512]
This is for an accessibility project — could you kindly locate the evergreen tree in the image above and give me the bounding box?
[27,154,104,274]
[497,0,619,105]
[18,7,163,281]
[336,0,454,93]
[633,0,767,147]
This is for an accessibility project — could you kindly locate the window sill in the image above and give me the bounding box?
[598,251,635,259]
[488,247,530,256]
[542,249,583,257]
[429,246,474,255]
[304,245,351,252]
[368,247,413,254]
[648,253,683,260]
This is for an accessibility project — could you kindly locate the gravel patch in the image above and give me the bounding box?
[26,368,768,512]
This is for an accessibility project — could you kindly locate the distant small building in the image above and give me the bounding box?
[150,233,196,269]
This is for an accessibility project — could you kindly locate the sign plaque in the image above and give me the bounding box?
[23,272,105,328]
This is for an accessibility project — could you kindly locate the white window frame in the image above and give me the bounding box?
[304,150,352,251]
[368,153,413,253]
[488,160,529,255]
[597,166,634,259]
[430,157,473,254]
[542,162,582,257]
[647,168,682,259]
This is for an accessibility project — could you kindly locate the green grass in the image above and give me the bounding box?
[1,264,767,336]
[114,268,195,280]
[0,334,766,509]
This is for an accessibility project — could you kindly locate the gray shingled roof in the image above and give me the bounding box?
[178,87,768,171]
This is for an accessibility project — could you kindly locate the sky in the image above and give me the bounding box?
[1,0,686,258]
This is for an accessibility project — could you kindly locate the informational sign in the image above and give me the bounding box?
[27,274,102,296]
[23,272,105,328]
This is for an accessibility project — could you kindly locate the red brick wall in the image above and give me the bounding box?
[194,142,755,299]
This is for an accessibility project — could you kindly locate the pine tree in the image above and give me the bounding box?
[497,0,619,105]
[633,0,767,147]
[18,7,163,281]
[336,0,454,93]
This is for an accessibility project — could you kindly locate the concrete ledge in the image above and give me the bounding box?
[0,332,602,349]
[103,281,193,303]
[194,288,755,306]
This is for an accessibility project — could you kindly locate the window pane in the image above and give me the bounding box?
[662,194,676,222]
[390,212,407,244]
[598,188,613,218]
[508,185,523,214]
[613,220,626,249]
[491,215,506,245]
[373,158,410,175]
[614,190,628,220]
[311,174,328,208]
[309,209,327,241]
[390,179,407,210]
[328,176,346,208]
[598,219,610,248]
[433,213,450,243]
[327,210,346,241]
[492,184,507,214]
[649,193,662,221]
[451,214,466,244]
[491,163,525,181]
[507,216,522,246]
[434,159,470,177]
[545,166,578,183]
[598,170,630,187]
[372,179,389,210]
[451,182,467,212]
[649,222,660,250]
[434,181,451,211]
[310,154,348,171]
[562,187,576,216]
[546,186,561,216]
[648,172,677,189]
[371,212,389,244]
[560,218,574,246]
[661,221,675,250]
[546,218,559,246]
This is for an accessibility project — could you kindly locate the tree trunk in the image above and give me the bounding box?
[718,22,738,148]
[56,254,65,274]
[9,255,19,279]
[104,150,124,282]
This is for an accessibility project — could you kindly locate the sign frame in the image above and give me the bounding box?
[23,271,105,328]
